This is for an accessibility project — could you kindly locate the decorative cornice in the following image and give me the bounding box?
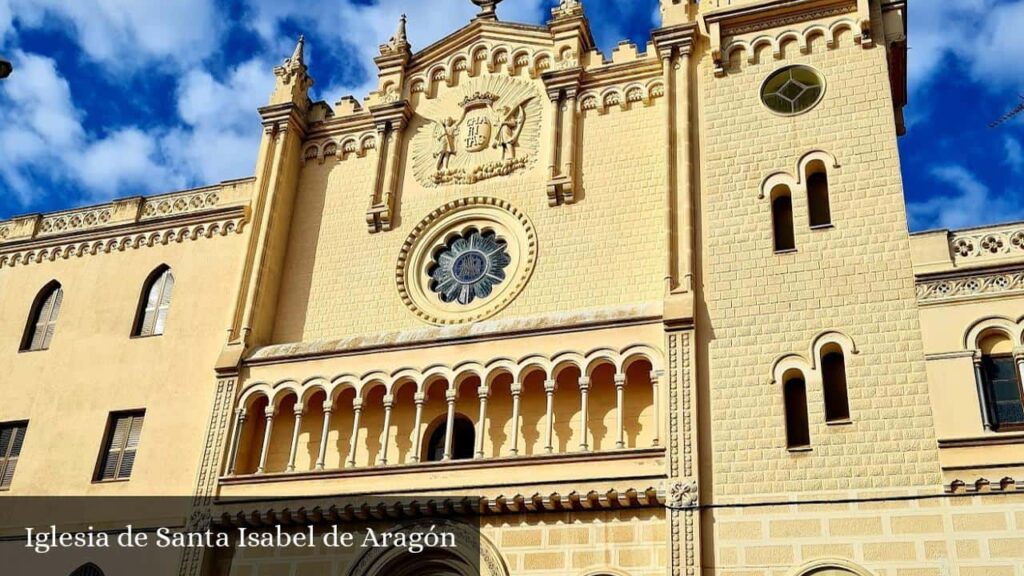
[211,485,664,527]
[0,207,247,269]
[949,224,1024,265]
[245,301,662,364]
[916,269,1024,305]
[946,476,1024,495]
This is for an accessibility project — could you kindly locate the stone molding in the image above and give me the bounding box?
[949,223,1024,265]
[209,486,664,526]
[0,207,248,269]
[245,302,662,363]
[916,269,1024,305]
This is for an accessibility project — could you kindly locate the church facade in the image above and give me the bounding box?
[2,0,1023,574]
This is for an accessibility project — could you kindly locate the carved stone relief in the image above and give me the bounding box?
[410,76,542,187]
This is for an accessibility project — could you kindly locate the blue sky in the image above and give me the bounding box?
[0,0,1021,232]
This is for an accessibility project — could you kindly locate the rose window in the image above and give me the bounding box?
[429,229,511,305]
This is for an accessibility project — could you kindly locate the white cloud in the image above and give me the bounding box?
[162,58,275,186]
[0,51,184,206]
[3,0,220,70]
[908,164,1024,230]
[1005,136,1024,173]
[909,0,1024,98]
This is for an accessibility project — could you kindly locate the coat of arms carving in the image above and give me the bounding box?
[412,77,542,187]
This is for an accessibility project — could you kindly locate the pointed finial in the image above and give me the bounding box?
[552,0,583,19]
[289,34,305,67]
[395,14,408,45]
[471,0,502,20]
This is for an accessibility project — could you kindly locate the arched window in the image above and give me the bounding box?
[771,186,796,252]
[425,415,475,462]
[978,332,1024,430]
[21,281,63,352]
[70,563,104,576]
[821,344,850,423]
[133,266,174,337]
[806,161,832,228]
[783,371,811,449]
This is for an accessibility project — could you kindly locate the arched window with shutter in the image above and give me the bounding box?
[783,370,811,450]
[806,160,832,228]
[978,331,1024,431]
[133,266,174,337]
[821,344,851,423]
[21,281,63,352]
[771,185,796,252]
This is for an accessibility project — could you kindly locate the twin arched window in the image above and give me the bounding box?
[771,162,832,253]
[784,345,851,450]
[18,267,174,351]
[977,332,1024,431]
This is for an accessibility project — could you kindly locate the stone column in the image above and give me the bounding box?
[510,383,523,456]
[378,394,395,466]
[347,398,363,468]
[544,379,557,454]
[578,377,590,452]
[475,385,489,459]
[286,404,304,472]
[443,389,457,461]
[615,373,626,449]
[256,408,275,474]
[411,392,426,463]
[225,409,246,475]
[561,90,578,186]
[975,358,994,430]
[315,402,333,471]
[651,369,663,447]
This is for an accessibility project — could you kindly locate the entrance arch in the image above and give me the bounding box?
[70,564,104,576]
[789,559,876,576]
[347,520,508,576]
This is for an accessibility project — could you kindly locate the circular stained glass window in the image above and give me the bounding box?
[761,65,825,116]
[429,229,511,305]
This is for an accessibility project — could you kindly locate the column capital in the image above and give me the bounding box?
[477,385,490,399]
[578,376,591,390]
[511,383,523,396]
[293,404,305,417]
[614,373,627,387]
[544,379,557,393]
[352,398,364,411]
[264,407,276,419]
[414,392,426,405]
[382,394,395,407]
[445,389,458,403]
[322,401,334,413]
[650,369,665,381]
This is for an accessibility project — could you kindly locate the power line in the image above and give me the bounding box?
[990,95,1024,128]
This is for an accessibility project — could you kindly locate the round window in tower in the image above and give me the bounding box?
[760,65,825,116]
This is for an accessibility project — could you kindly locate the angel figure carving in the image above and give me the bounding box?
[433,116,460,171]
[494,102,528,161]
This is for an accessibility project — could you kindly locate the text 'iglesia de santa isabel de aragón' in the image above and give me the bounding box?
[1,0,1023,575]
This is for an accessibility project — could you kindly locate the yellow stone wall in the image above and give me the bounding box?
[711,491,1024,576]
[272,91,667,343]
[698,25,940,498]
[0,210,249,496]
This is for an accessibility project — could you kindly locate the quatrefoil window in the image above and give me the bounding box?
[428,229,511,305]
[761,65,825,116]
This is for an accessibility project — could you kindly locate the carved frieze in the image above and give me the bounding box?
[917,270,1024,304]
[410,77,543,188]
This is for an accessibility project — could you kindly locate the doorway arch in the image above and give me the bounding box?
[347,520,508,576]
[788,559,876,576]
[70,564,104,576]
